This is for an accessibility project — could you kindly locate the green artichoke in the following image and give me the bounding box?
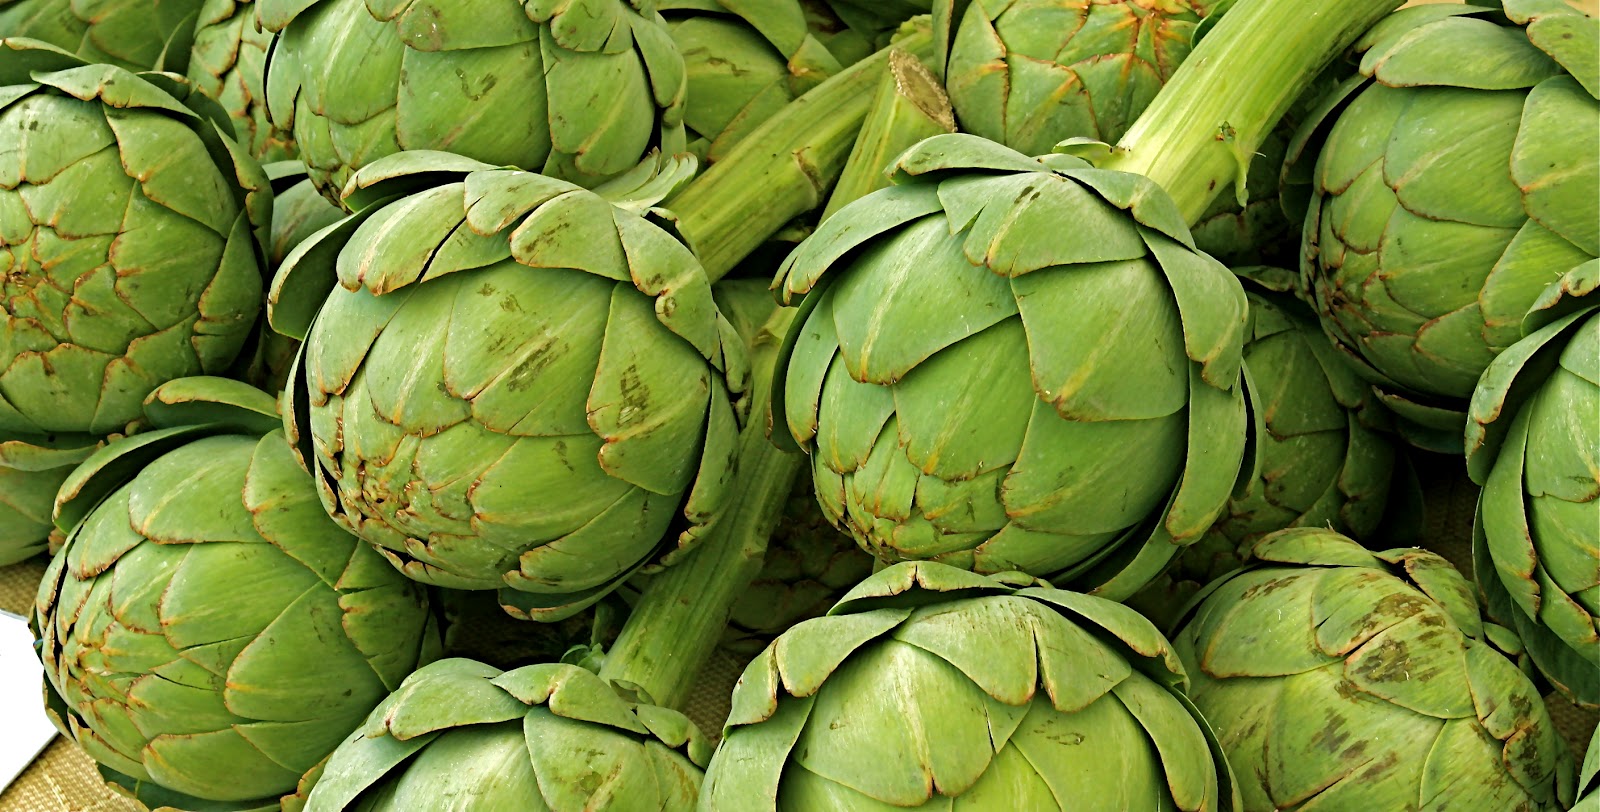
[1295,1,1599,450]
[0,0,203,70]
[939,0,1212,157]
[772,133,1249,599]
[0,40,270,436]
[664,0,874,164]
[0,430,97,565]
[701,561,1240,809]
[188,0,294,161]
[270,151,744,622]
[1467,265,1600,707]
[1581,727,1599,806]
[1174,527,1574,810]
[722,474,873,653]
[34,376,441,811]
[260,0,688,206]
[289,658,709,811]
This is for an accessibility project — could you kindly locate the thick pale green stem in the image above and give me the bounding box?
[668,24,935,282]
[598,303,799,710]
[822,48,955,221]
[1102,0,1403,225]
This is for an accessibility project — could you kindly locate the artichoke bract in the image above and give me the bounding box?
[0,0,203,70]
[270,151,744,622]
[1295,1,1599,450]
[1582,728,1599,807]
[1467,265,1600,707]
[33,376,441,811]
[189,0,294,161]
[664,0,872,164]
[0,40,270,436]
[260,0,688,207]
[938,0,1212,157]
[701,561,1240,809]
[1174,527,1574,811]
[772,133,1249,599]
[289,659,710,811]
[0,430,97,565]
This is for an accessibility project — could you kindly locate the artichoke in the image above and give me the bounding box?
[34,376,441,811]
[289,659,710,811]
[270,151,744,622]
[772,133,1249,599]
[0,430,97,565]
[1295,0,1599,450]
[0,40,270,436]
[1173,527,1574,810]
[938,0,1213,156]
[664,0,874,164]
[1582,727,1599,807]
[701,561,1240,809]
[188,0,294,161]
[260,0,688,206]
[1467,265,1600,707]
[0,0,204,70]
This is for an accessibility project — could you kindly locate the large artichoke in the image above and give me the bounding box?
[261,0,688,206]
[188,0,294,161]
[0,430,97,565]
[270,151,744,622]
[1295,0,1599,450]
[34,376,441,811]
[0,40,270,436]
[701,561,1240,809]
[938,0,1213,156]
[0,0,203,70]
[1467,265,1599,707]
[1174,527,1574,810]
[664,0,873,164]
[289,658,710,811]
[772,133,1248,599]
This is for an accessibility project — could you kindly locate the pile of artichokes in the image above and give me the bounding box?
[0,0,1593,809]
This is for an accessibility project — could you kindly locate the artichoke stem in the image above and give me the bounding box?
[1102,0,1403,225]
[667,23,937,282]
[822,47,956,222]
[598,306,801,711]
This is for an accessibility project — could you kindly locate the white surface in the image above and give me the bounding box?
[0,610,55,793]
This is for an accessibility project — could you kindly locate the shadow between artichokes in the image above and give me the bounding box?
[270,150,745,623]
[33,376,441,811]
[700,560,1240,809]
[1172,527,1574,810]
[0,39,271,436]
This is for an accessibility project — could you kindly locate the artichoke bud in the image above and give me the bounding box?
[269,150,746,624]
[261,0,693,208]
[1173,527,1576,811]
[1293,1,1599,450]
[0,40,271,436]
[772,133,1250,600]
[702,560,1242,810]
[33,375,443,811]
[287,659,709,812]
[1466,264,1600,707]
[188,0,296,162]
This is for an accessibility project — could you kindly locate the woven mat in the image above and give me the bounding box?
[2,466,1593,810]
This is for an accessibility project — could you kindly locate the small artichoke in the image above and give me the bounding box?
[188,0,295,161]
[1174,527,1574,810]
[261,0,688,206]
[270,151,744,622]
[1295,1,1598,450]
[34,377,441,810]
[702,561,1240,809]
[290,658,709,811]
[0,40,270,435]
[773,134,1249,599]
[1467,265,1600,707]
[0,0,204,70]
[0,430,97,565]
